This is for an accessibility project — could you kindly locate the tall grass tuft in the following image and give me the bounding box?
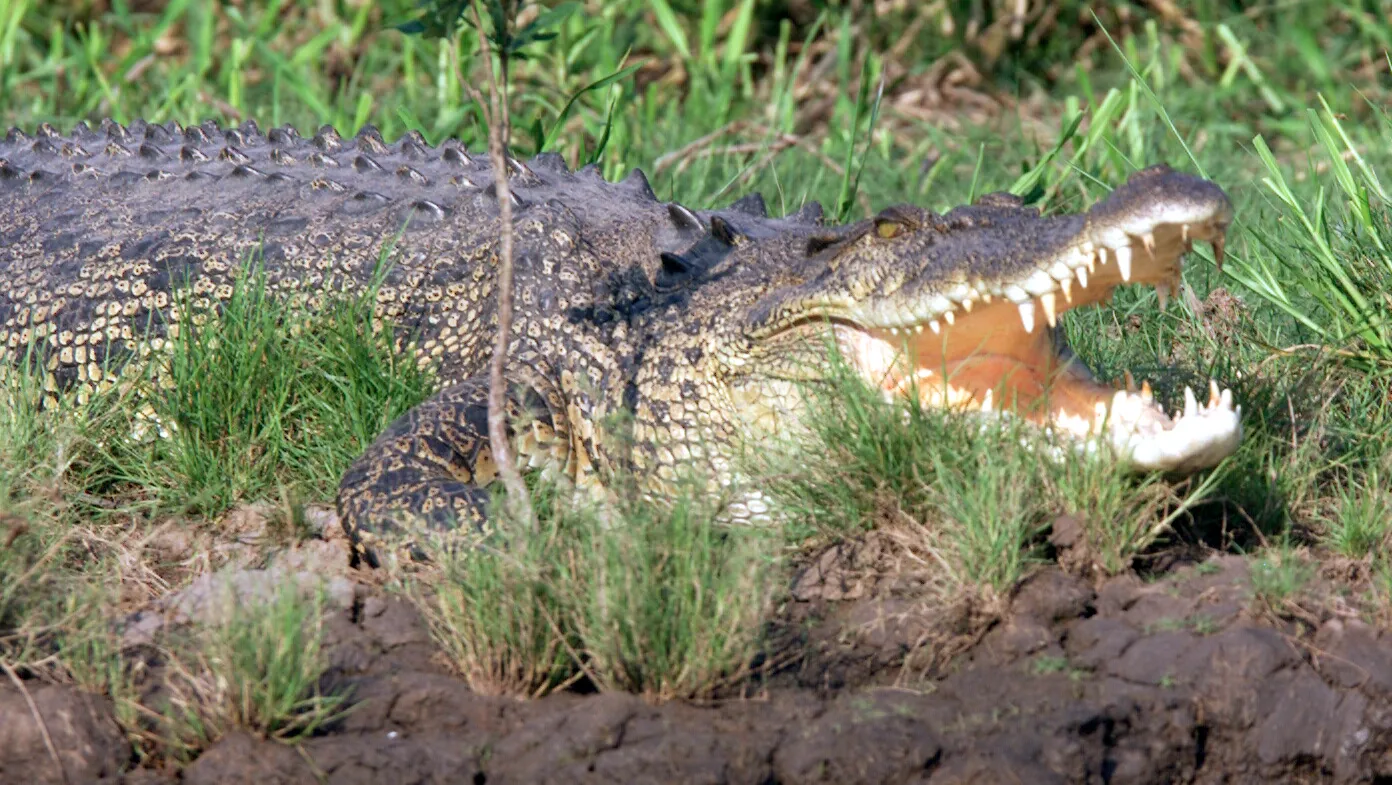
[153,582,348,760]
[1230,96,1392,368]
[416,473,778,701]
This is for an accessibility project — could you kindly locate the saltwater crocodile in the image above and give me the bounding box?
[0,119,1241,564]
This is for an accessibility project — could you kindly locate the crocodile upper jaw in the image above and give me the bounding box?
[839,205,1241,473]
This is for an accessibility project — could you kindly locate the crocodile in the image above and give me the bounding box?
[0,119,1241,565]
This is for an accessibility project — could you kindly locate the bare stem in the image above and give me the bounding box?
[461,0,533,531]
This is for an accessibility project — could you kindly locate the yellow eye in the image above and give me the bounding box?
[875,219,905,239]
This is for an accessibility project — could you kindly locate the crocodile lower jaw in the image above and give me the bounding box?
[840,215,1241,472]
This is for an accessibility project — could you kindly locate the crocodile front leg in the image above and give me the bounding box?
[336,376,567,567]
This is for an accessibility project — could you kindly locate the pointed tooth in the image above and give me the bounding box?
[1212,235,1226,272]
[943,310,955,325]
[914,324,924,334]
[1076,266,1089,288]
[1115,245,1133,282]
[1092,247,1104,272]
[1184,386,1199,418]
[982,292,994,304]
[929,320,941,334]
[1220,388,1233,410]
[1124,370,1137,392]
[1156,282,1170,311]
[980,388,994,412]
[1141,232,1155,257]
[1181,224,1190,242]
[961,298,974,312]
[890,327,899,335]
[1140,380,1153,404]
[1040,293,1058,328]
[1017,301,1036,333]
[1208,379,1221,408]
[1060,277,1073,303]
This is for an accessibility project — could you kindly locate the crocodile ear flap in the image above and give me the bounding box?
[872,205,921,239]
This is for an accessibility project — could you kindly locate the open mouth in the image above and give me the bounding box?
[840,201,1241,472]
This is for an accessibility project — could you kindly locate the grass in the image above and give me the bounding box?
[149,581,348,761]
[0,0,1389,761]
[0,255,426,761]
[100,258,436,517]
[751,348,1055,601]
[419,471,777,701]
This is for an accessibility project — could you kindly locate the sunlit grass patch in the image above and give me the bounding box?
[1319,466,1392,561]
[150,581,348,761]
[72,260,437,519]
[414,489,580,699]
[751,347,1054,601]
[566,476,776,700]
[415,474,779,701]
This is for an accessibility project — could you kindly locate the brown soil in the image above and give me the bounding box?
[5,526,1392,785]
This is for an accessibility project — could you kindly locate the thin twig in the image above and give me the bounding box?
[2,661,70,785]
[464,0,534,531]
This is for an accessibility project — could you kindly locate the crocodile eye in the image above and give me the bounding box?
[872,204,920,239]
[874,217,909,239]
[874,219,907,238]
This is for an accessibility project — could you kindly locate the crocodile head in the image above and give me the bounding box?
[683,165,1239,473]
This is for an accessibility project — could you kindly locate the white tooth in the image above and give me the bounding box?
[890,327,900,335]
[1156,282,1170,311]
[1076,266,1089,288]
[1096,246,1108,268]
[1181,224,1190,242]
[1221,389,1233,410]
[1115,245,1133,282]
[1111,389,1131,422]
[1017,301,1036,333]
[1004,284,1030,304]
[914,324,924,334]
[961,298,974,312]
[1184,386,1198,418]
[929,320,941,334]
[980,388,994,412]
[1024,269,1056,295]
[1040,293,1058,328]
[943,310,955,325]
[1060,277,1073,303]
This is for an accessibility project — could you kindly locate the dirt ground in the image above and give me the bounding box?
[4,513,1392,785]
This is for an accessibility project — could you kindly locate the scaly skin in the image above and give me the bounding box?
[0,120,1240,566]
